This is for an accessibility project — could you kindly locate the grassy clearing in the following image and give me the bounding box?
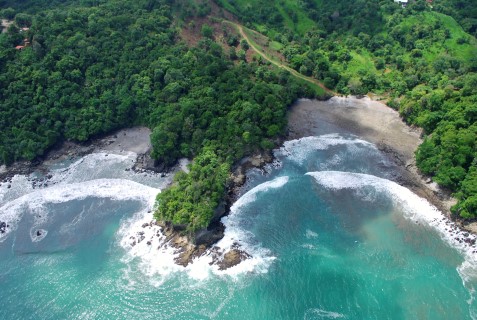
[295,77,327,97]
[400,12,477,65]
[269,40,283,51]
[217,0,320,35]
[347,50,377,75]
[278,0,316,35]
[438,13,477,63]
[242,27,285,64]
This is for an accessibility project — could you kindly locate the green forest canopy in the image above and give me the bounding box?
[216,0,477,219]
[0,0,314,234]
[1,0,476,229]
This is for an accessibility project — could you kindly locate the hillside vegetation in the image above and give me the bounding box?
[0,0,315,233]
[217,0,477,219]
[1,0,476,227]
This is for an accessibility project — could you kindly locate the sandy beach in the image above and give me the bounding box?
[0,127,156,182]
[287,96,476,233]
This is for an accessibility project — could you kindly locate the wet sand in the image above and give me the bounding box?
[0,127,154,180]
[96,127,152,155]
[288,97,421,162]
[287,97,477,233]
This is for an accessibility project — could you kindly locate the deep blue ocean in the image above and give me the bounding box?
[1,108,476,319]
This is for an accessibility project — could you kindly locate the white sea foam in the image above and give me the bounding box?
[0,174,34,204]
[119,176,289,282]
[206,176,288,276]
[0,179,159,243]
[323,154,343,168]
[0,152,170,209]
[47,152,161,187]
[0,148,175,245]
[262,158,283,173]
[31,229,48,242]
[276,134,376,164]
[306,229,319,239]
[304,308,346,319]
[118,210,201,285]
[230,176,289,213]
[306,171,477,282]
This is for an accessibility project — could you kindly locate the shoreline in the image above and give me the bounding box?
[0,125,263,269]
[2,97,475,268]
[0,127,164,184]
[287,96,477,234]
[154,150,275,268]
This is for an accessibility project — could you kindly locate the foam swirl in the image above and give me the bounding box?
[0,179,159,243]
[276,134,376,164]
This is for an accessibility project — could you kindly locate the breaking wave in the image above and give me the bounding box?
[0,178,159,243]
[306,170,477,283]
[276,134,377,165]
[118,176,289,282]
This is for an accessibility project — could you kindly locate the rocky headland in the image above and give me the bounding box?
[4,96,475,269]
[138,150,275,268]
[0,125,272,269]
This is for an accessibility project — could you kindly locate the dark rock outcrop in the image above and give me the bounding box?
[217,249,251,270]
[133,153,165,173]
[0,221,6,234]
[194,222,225,247]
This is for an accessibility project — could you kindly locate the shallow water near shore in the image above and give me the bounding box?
[1,110,477,318]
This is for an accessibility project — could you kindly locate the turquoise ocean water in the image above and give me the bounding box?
[1,115,476,319]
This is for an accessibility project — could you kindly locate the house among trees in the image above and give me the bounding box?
[10,23,31,50]
[14,38,30,50]
[394,0,433,8]
[394,0,409,7]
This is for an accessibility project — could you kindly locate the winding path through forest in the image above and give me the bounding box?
[227,21,335,96]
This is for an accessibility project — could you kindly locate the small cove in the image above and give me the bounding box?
[0,98,475,319]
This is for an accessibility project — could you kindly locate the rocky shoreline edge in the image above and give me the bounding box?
[287,97,477,241]
[0,126,274,269]
[2,96,476,269]
[127,149,277,269]
[375,143,477,251]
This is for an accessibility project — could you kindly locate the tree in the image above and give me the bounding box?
[1,8,16,20]
[14,13,32,27]
[348,77,364,95]
[237,49,246,61]
[240,39,249,50]
[201,24,213,39]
